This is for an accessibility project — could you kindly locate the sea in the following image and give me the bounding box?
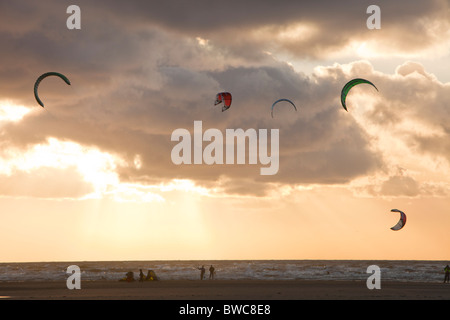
[0,260,448,283]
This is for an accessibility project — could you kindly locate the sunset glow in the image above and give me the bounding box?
[0,1,449,263]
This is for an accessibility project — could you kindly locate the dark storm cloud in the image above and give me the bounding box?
[0,1,449,197]
[1,60,383,195]
[88,0,448,59]
[1,1,447,65]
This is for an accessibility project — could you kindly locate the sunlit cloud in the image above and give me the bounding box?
[195,36,209,47]
[157,179,212,196]
[0,101,33,123]
[0,137,167,202]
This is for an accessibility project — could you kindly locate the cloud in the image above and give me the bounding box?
[1,1,450,198]
[355,173,450,198]
[0,60,386,197]
[396,61,437,81]
[380,175,420,197]
[0,166,94,199]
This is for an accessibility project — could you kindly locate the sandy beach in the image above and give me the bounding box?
[0,280,449,300]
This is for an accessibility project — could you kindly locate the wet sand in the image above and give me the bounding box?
[0,279,449,300]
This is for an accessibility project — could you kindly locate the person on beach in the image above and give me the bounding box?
[139,269,145,282]
[209,265,215,280]
[444,265,450,283]
[126,271,135,282]
[198,265,206,280]
[146,270,158,281]
[119,271,135,282]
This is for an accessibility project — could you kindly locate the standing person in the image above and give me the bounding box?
[444,265,450,283]
[198,265,205,280]
[146,270,158,281]
[209,265,215,280]
[119,271,135,282]
[139,269,145,282]
[125,271,135,282]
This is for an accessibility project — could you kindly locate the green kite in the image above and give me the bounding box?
[340,78,378,112]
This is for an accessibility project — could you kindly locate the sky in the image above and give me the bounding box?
[0,0,449,262]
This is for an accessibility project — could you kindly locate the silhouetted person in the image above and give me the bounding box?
[146,270,158,281]
[209,265,215,280]
[125,271,135,282]
[198,265,205,280]
[444,265,450,283]
[119,271,135,282]
[139,269,145,282]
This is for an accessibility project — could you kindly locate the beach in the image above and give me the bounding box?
[0,279,449,300]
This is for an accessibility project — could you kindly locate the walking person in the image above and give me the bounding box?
[139,269,145,282]
[198,265,205,280]
[209,265,215,280]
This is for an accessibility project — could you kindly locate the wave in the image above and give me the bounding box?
[0,260,447,282]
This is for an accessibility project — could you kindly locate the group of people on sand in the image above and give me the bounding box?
[119,269,158,282]
[197,265,215,280]
[120,265,217,282]
[119,264,449,283]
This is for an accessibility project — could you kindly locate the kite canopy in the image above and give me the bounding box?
[34,72,71,108]
[340,78,378,112]
[271,98,297,118]
[214,92,232,112]
[390,209,407,231]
